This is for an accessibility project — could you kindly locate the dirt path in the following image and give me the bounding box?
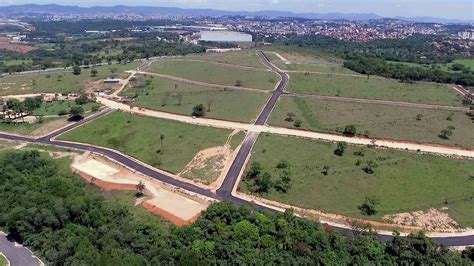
[111,71,137,97]
[98,97,474,158]
[287,93,468,111]
[272,52,290,64]
[132,71,270,93]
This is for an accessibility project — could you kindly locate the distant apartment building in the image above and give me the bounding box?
[200,30,253,42]
[458,30,474,40]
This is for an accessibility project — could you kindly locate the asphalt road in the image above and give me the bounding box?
[0,52,473,248]
[0,232,41,266]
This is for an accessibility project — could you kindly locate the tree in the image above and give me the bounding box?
[136,181,146,197]
[254,172,273,193]
[91,69,98,77]
[192,104,206,117]
[72,66,82,75]
[206,98,214,112]
[275,169,291,193]
[334,142,347,156]
[321,165,330,176]
[363,160,377,174]
[285,112,295,122]
[343,125,357,137]
[75,94,89,105]
[358,196,379,216]
[159,134,165,151]
[23,96,43,113]
[69,106,85,121]
[235,80,243,87]
[246,162,262,179]
[293,119,302,128]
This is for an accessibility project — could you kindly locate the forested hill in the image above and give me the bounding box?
[0,150,473,264]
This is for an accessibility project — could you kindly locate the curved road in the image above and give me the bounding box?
[0,52,473,249]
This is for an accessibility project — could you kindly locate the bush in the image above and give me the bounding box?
[57,109,68,116]
[192,104,206,117]
[363,160,377,174]
[334,142,347,156]
[293,119,302,128]
[358,196,379,216]
[343,125,357,136]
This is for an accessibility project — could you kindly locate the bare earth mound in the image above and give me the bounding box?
[383,208,460,232]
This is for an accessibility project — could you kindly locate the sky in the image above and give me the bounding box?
[0,0,472,20]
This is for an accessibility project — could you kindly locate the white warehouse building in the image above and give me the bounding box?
[200,31,253,42]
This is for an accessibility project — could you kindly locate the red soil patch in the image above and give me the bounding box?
[0,38,35,54]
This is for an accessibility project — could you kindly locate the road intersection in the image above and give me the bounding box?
[0,51,473,252]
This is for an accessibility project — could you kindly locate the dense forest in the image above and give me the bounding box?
[280,34,474,86]
[0,150,472,265]
[344,55,474,86]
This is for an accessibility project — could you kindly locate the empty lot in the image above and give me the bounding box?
[269,96,474,149]
[241,134,474,227]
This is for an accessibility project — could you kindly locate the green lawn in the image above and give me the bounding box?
[121,75,269,122]
[32,101,101,116]
[58,112,234,173]
[2,59,33,66]
[287,73,463,106]
[269,96,474,149]
[0,253,8,266]
[186,51,267,69]
[145,60,278,90]
[241,134,474,227]
[0,62,139,96]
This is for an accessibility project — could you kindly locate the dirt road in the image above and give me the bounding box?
[97,97,474,158]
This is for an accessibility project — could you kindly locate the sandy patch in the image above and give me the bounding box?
[180,146,231,184]
[383,208,459,232]
[71,154,209,226]
[29,118,71,137]
[179,129,243,187]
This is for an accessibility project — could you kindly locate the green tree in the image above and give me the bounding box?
[334,142,347,156]
[358,196,379,216]
[192,104,206,117]
[90,69,98,77]
[69,106,85,121]
[343,125,357,136]
[72,66,82,75]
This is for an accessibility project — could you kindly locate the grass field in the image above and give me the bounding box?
[241,134,474,227]
[275,62,357,74]
[0,117,71,136]
[32,101,101,116]
[186,50,268,69]
[121,75,269,122]
[58,112,234,174]
[2,59,33,66]
[0,62,139,96]
[287,73,463,106]
[0,253,7,266]
[269,96,474,149]
[145,60,278,90]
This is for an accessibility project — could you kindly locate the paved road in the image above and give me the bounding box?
[0,52,473,248]
[0,232,41,266]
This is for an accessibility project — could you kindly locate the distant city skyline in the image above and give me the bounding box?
[0,0,472,21]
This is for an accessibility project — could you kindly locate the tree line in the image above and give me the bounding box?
[0,150,472,265]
